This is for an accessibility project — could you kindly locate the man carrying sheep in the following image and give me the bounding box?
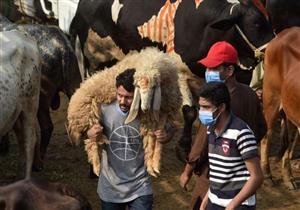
[179,41,266,210]
[86,68,175,210]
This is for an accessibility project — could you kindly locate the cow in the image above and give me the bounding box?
[0,178,92,210]
[70,0,273,81]
[261,0,300,189]
[0,14,82,170]
[0,29,41,179]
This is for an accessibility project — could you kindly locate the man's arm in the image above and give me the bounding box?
[199,190,209,210]
[86,123,103,140]
[226,157,263,210]
[155,121,176,144]
[179,163,194,191]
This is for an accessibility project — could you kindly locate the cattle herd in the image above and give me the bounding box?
[0,0,299,209]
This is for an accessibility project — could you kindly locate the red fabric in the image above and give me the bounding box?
[252,0,268,18]
[197,41,238,68]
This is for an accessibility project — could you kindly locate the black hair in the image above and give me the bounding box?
[198,82,231,111]
[223,63,238,75]
[116,68,136,92]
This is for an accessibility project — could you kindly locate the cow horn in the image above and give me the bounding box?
[125,87,141,124]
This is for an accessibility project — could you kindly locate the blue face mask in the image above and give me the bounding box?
[198,109,219,126]
[205,70,225,83]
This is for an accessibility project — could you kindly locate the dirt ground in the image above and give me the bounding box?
[1,94,300,210]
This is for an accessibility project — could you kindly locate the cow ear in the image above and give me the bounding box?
[209,16,239,31]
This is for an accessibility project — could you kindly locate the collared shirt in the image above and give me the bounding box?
[207,113,258,207]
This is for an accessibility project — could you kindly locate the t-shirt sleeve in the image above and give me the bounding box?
[236,127,258,160]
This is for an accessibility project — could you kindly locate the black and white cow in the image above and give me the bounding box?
[0,14,82,169]
[70,0,273,81]
[0,29,41,179]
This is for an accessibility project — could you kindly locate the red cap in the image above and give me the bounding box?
[198,41,238,68]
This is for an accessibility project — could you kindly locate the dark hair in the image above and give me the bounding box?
[198,82,230,111]
[223,63,238,75]
[116,68,136,92]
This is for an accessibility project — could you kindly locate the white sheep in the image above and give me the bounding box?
[67,47,200,177]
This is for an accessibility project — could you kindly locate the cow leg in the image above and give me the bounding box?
[0,134,9,155]
[37,97,54,161]
[33,120,42,172]
[260,92,280,185]
[280,121,298,189]
[282,143,297,189]
[14,118,26,179]
[175,105,197,162]
[289,129,299,159]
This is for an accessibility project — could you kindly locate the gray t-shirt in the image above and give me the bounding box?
[97,101,152,202]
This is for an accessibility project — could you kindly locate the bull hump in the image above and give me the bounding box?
[137,0,206,53]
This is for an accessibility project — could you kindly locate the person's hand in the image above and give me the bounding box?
[86,123,103,140]
[255,88,263,101]
[154,129,169,144]
[225,204,236,210]
[179,170,191,191]
[199,201,207,210]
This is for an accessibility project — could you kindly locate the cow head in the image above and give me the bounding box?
[210,0,274,71]
[266,0,300,34]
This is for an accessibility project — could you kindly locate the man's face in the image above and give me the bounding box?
[206,65,233,82]
[198,97,217,113]
[116,85,134,113]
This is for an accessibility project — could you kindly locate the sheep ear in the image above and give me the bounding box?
[152,86,161,122]
[125,87,140,124]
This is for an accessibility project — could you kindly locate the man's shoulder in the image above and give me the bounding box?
[229,114,253,132]
[235,82,258,97]
[101,100,117,113]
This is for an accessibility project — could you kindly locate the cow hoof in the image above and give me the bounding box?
[283,179,297,190]
[263,176,276,187]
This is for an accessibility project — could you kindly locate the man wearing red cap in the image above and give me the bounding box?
[179,41,266,210]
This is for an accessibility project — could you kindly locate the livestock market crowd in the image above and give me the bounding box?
[0,0,300,210]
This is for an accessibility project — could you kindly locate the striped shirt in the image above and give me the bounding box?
[207,114,258,207]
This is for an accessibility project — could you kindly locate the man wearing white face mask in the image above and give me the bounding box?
[179,41,266,210]
[198,82,263,210]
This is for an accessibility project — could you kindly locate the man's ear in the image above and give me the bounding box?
[218,103,227,114]
[227,65,235,77]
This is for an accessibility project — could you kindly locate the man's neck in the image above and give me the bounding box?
[214,111,230,136]
[225,76,237,92]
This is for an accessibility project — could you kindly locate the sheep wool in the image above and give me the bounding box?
[67,47,197,177]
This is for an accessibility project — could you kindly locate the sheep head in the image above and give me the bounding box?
[125,70,161,124]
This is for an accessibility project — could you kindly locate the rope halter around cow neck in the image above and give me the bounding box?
[230,3,269,70]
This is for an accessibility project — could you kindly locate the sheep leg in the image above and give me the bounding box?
[144,134,156,177]
[152,115,167,175]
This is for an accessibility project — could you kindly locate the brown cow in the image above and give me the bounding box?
[261,26,300,189]
[0,178,92,210]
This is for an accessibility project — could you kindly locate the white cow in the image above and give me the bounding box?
[0,30,41,179]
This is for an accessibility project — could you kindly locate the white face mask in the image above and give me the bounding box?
[205,70,225,83]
